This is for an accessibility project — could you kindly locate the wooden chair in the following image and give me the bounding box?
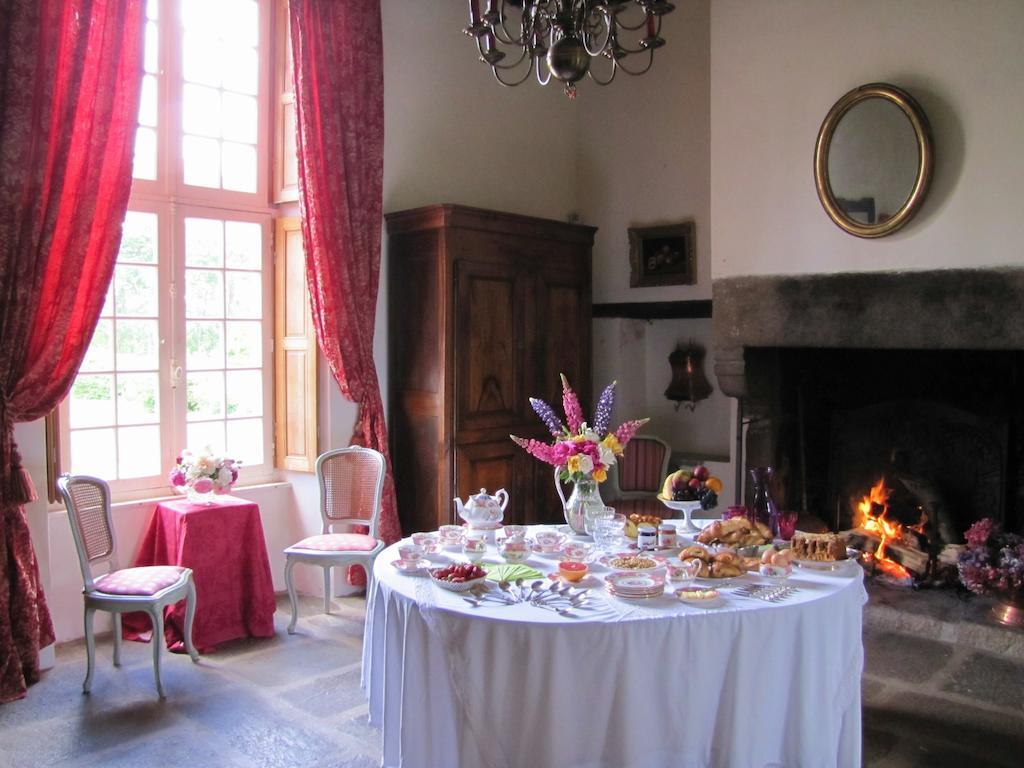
[607,435,672,517]
[283,446,386,634]
[56,474,199,698]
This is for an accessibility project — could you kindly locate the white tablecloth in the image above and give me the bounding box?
[362,525,867,768]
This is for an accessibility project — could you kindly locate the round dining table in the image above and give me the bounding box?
[362,523,867,768]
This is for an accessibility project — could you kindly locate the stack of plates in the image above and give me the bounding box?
[604,572,665,600]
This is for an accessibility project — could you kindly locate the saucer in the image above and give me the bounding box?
[546,571,600,589]
[391,558,431,574]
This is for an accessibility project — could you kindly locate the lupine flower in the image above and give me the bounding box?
[593,380,616,434]
[615,418,650,449]
[529,397,566,437]
[560,373,584,433]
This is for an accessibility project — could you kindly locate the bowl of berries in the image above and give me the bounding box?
[429,562,489,592]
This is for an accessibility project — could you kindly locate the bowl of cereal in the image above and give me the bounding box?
[599,553,665,573]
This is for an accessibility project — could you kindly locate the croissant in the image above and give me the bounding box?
[680,546,709,561]
[711,562,742,578]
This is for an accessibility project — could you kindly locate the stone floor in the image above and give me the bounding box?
[1,591,1022,767]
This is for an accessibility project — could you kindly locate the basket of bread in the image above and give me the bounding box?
[677,545,760,580]
[696,516,772,548]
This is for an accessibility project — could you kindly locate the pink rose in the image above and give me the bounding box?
[169,469,185,487]
[192,477,214,494]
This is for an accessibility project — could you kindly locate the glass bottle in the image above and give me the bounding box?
[748,466,780,538]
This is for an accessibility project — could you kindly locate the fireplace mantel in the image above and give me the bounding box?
[712,268,1024,397]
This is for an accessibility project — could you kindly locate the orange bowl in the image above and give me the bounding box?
[558,560,588,583]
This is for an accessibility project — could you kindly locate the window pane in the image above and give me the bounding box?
[226,271,261,318]
[146,0,158,21]
[182,32,222,87]
[100,281,113,318]
[133,126,157,180]
[185,269,224,318]
[181,0,212,30]
[114,264,159,317]
[187,371,225,420]
[118,425,161,478]
[186,321,225,370]
[182,135,221,188]
[70,375,115,428]
[221,141,256,192]
[187,421,225,456]
[139,74,158,127]
[227,0,259,47]
[227,418,263,465]
[144,22,159,74]
[226,321,261,368]
[222,45,259,95]
[183,83,222,138]
[115,319,159,370]
[225,221,261,269]
[185,218,224,267]
[221,92,257,144]
[81,320,114,372]
[70,429,117,478]
[226,370,261,417]
[119,212,158,264]
[116,373,159,425]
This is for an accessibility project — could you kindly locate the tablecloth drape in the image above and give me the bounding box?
[122,497,276,652]
[364,536,867,768]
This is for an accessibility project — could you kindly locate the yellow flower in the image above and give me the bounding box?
[566,455,583,474]
[602,434,623,457]
[593,467,607,483]
[573,434,587,444]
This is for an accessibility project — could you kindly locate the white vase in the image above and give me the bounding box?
[186,486,215,505]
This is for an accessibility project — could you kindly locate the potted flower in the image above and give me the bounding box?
[169,448,240,504]
[958,518,1024,628]
[511,375,647,535]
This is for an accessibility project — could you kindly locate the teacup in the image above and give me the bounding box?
[533,530,566,553]
[498,535,530,563]
[411,532,439,554]
[560,541,594,562]
[438,524,464,549]
[501,524,528,540]
[398,543,425,562]
[462,535,487,563]
[666,558,702,583]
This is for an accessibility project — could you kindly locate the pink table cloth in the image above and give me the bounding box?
[122,496,276,652]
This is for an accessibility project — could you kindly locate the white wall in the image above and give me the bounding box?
[710,0,1024,278]
[577,0,712,303]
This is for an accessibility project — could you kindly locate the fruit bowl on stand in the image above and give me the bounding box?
[658,498,704,534]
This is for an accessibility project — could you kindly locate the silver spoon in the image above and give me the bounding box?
[498,580,520,603]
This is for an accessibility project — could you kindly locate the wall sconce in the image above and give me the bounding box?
[665,342,713,411]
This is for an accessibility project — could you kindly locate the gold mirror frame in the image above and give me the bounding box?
[814,83,934,238]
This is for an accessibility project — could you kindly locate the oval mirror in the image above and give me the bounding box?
[814,83,933,238]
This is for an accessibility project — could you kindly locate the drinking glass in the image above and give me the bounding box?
[593,512,625,552]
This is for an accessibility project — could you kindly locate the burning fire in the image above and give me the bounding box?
[855,478,919,581]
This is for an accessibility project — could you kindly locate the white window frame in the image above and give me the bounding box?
[58,0,277,500]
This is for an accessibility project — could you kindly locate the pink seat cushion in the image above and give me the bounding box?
[291,533,380,552]
[93,566,187,596]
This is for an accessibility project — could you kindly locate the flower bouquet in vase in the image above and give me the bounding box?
[958,518,1024,628]
[168,448,240,504]
[511,375,647,535]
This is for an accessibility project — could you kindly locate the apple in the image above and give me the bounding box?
[693,465,710,481]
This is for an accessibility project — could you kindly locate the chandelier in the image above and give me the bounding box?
[464,1,676,97]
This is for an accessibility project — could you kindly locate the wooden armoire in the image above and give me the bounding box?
[386,204,595,534]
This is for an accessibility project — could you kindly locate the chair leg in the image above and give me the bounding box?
[149,607,166,699]
[183,580,200,663]
[83,607,96,694]
[284,557,301,634]
[323,566,332,615]
[112,613,123,667]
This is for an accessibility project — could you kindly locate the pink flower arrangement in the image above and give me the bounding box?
[511,375,648,484]
[958,518,1024,595]
[168,448,239,495]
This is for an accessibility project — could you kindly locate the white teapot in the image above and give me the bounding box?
[453,487,508,530]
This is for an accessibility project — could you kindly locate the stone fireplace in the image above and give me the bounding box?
[712,268,1024,549]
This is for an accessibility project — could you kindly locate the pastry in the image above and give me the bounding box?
[791,532,847,561]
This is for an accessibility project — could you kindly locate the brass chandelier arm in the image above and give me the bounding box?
[586,56,618,86]
[613,48,655,76]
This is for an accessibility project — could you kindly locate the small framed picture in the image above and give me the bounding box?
[628,222,696,288]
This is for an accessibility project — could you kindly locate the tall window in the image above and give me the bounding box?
[61,0,273,496]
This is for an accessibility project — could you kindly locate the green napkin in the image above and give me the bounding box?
[483,563,543,583]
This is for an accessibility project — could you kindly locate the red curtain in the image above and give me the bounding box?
[0,0,145,703]
[289,0,401,556]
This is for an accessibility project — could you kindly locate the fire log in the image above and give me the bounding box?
[843,528,930,575]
